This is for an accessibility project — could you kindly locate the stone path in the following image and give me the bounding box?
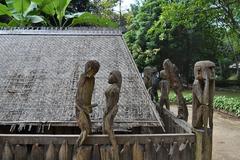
[171,105,240,160]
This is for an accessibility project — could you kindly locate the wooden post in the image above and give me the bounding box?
[76,146,92,160]
[132,142,144,160]
[169,142,180,160]
[46,143,57,160]
[100,145,113,160]
[2,141,13,160]
[120,142,132,160]
[194,129,212,160]
[203,129,213,160]
[59,140,70,160]
[15,144,27,160]
[92,144,101,160]
[144,140,156,160]
[30,143,44,160]
[156,143,168,160]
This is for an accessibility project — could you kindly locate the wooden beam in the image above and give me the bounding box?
[0,134,195,145]
[163,108,193,133]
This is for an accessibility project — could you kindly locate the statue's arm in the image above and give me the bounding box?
[193,81,203,104]
[90,78,98,108]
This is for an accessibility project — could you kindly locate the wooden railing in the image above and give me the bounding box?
[0,133,195,160]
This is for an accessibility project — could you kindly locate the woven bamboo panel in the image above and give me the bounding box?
[0,29,160,129]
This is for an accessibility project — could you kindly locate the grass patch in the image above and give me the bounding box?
[162,89,240,117]
[227,74,238,80]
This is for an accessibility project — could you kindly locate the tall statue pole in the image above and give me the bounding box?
[192,60,215,160]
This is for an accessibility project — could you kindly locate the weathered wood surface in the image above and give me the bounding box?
[76,146,92,160]
[30,143,44,160]
[194,128,212,160]
[59,140,71,160]
[46,143,57,160]
[0,133,195,160]
[2,141,13,160]
[0,137,195,160]
[162,108,193,133]
[120,142,132,160]
[132,143,144,160]
[0,134,195,145]
[15,144,27,160]
[92,144,101,160]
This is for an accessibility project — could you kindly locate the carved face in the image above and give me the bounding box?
[108,70,122,86]
[85,60,100,78]
[194,61,215,81]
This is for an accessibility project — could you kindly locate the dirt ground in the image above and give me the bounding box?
[171,105,240,160]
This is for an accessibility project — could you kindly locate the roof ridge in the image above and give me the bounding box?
[0,27,122,36]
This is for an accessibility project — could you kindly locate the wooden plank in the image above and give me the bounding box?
[92,144,101,160]
[144,140,156,160]
[15,144,27,160]
[163,109,193,133]
[156,143,168,160]
[179,142,192,160]
[100,146,113,160]
[46,143,57,160]
[30,143,44,160]
[76,146,92,160]
[194,129,203,160]
[132,143,144,160]
[169,142,180,160]
[2,141,13,160]
[120,142,132,160]
[0,134,195,145]
[59,140,71,160]
[0,120,159,125]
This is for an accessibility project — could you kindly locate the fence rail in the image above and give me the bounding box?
[0,133,195,160]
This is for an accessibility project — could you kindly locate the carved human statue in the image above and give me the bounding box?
[192,61,215,130]
[163,59,188,121]
[143,66,153,89]
[75,60,100,145]
[150,67,160,102]
[159,70,170,112]
[103,70,122,160]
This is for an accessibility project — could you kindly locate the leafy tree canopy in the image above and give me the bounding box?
[125,0,240,81]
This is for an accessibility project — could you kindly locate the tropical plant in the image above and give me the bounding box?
[0,0,118,28]
[0,0,44,26]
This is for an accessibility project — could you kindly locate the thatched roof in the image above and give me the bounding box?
[0,28,163,131]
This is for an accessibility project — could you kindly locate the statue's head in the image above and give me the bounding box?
[160,70,167,80]
[108,70,122,87]
[152,67,158,73]
[194,61,215,81]
[85,60,100,78]
[144,66,152,75]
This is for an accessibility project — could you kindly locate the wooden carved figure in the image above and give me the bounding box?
[143,66,153,89]
[192,61,215,130]
[75,60,100,145]
[150,67,160,102]
[159,70,170,112]
[163,59,188,121]
[103,70,122,160]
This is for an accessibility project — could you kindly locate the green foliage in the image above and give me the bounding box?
[169,93,240,117]
[169,92,192,104]
[125,0,240,81]
[70,12,118,28]
[214,96,240,117]
[0,0,44,26]
[0,0,118,28]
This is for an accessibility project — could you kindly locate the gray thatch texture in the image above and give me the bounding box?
[0,29,162,130]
